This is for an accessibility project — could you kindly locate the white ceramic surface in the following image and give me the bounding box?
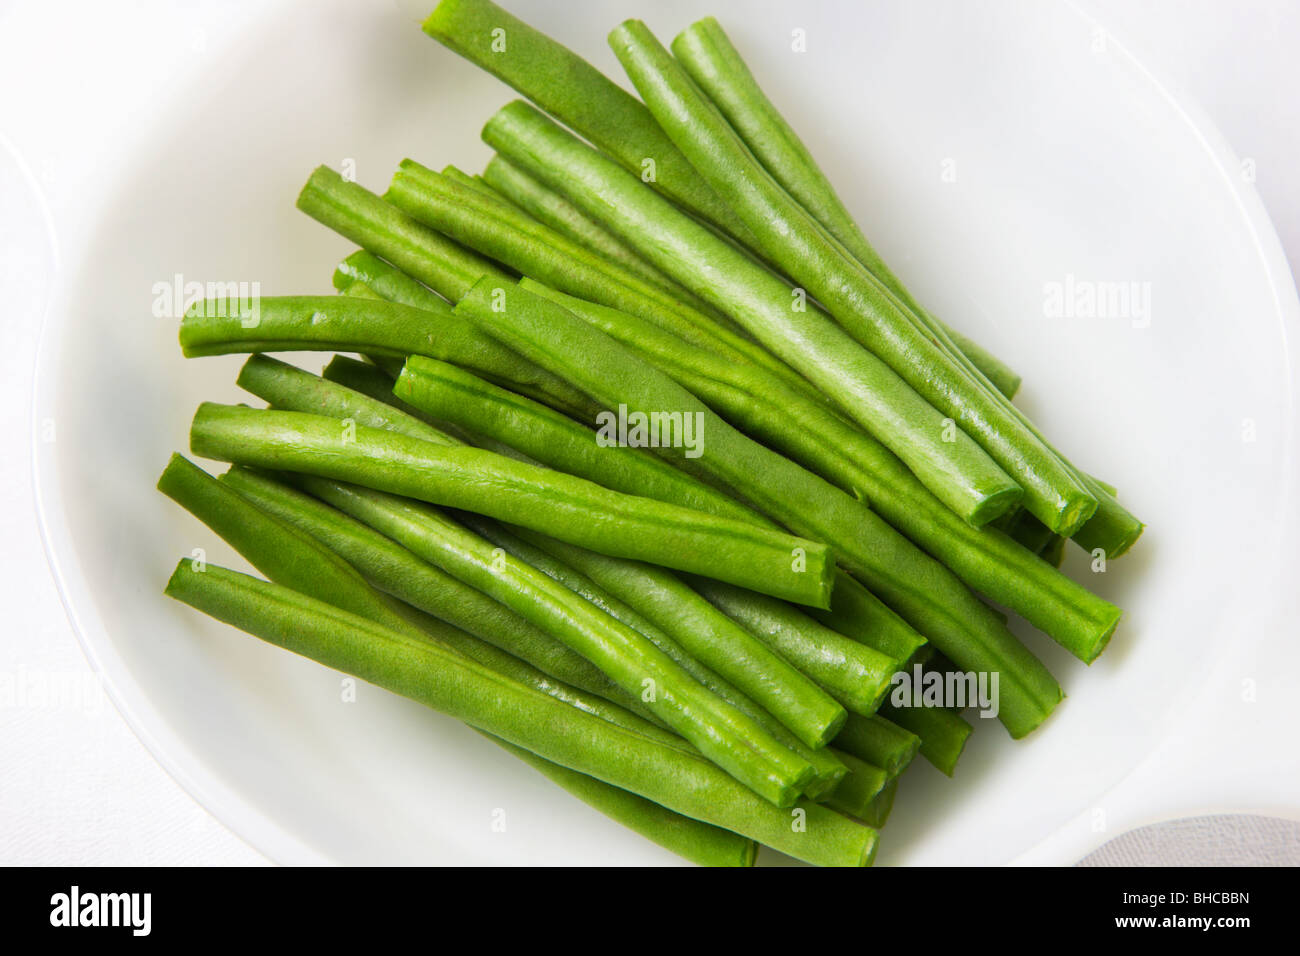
[31,0,1300,865]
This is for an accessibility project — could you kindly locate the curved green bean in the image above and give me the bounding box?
[287,475,816,806]
[160,455,756,863]
[166,561,877,865]
[218,465,636,713]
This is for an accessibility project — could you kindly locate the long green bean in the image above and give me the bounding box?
[463,517,847,797]
[395,355,758,524]
[810,574,930,668]
[180,293,590,414]
[166,561,877,864]
[160,454,755,863]
[454,278,1063,738]
[518,281,1120,662]
[290,476,818,805]
[218,465,636,713]
[297,165,507,300]
[237,354,458,446]
[482,101,1025,529]
[385,160,821,404]
[480,156,693,306]
[191,403,833,607]
[419,0,751,245]
[394,353,929,666]
[251,357,842,760]
[609,21,1095,535]
[671,16,1023,401]
[483,734,756,866]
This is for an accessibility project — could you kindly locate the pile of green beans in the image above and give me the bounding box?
[159,0,1145,866]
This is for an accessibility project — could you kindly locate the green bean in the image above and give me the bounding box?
[858,777,901,829]
[519,274,1120,664]
[419,0,753,246]
[481,733,755,866]
[291,475,818,805]
[159,453,411,629]
[809,574,929,668]
[394,355,758,524]
[395,353,927,665]
[385,160,822,404]
[180,293,590,414]
[465,518,848,798]
[165,454,654,731]
[320,355,531,463]
[942,328,1021,400]
[333,249,449,311]
[167,452,764,863]
[995,507,1058,556]
[609,22,1095,534]
[159,454,756,861]
[319,355,461,435]
[687,578,896,718]
[1070,481,1145,558]
[483,102,1024,530]
[822,752,890,820]
[1040,534,1068,568]
[878,700,975,778]
[243,356,841,764]
[297,165,507,300]
[438,164,499,199]
[833,714,921,776]
[687,14,1129,553]
[454,278,1063,738]
[671,16,1023,401]
[506,529,845,749]
[166,561,876,864]
[480,156,692,304]
[237,354,458,446]
[218,464,635,714]
[191,402,833,608]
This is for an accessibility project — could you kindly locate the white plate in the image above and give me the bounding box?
[32,0,1300,865]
